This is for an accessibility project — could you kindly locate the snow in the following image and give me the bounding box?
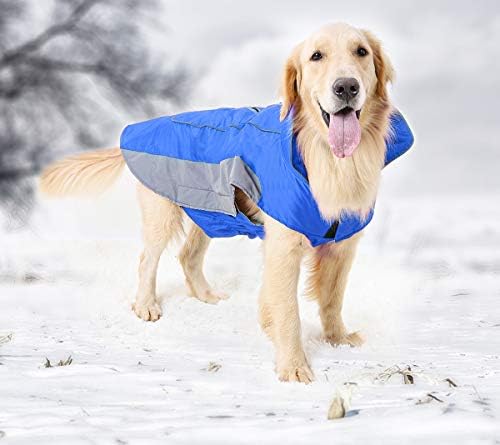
[1,180,500,444]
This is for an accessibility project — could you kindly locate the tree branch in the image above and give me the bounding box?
[0,167,37,181]
[0,0,99,68]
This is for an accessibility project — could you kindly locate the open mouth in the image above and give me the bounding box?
[319,102,361,127]
[318,101,362,158]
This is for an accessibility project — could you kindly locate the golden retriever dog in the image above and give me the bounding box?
[40,23,396,383]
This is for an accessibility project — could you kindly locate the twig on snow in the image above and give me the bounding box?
[44,355,73,368]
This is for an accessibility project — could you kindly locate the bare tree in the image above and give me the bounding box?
[0,0,188,223]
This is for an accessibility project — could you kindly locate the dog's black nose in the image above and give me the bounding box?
[333,77,360,101]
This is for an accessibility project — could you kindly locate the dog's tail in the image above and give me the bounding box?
[39,147,126,197]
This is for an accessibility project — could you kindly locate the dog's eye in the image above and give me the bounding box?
[310,51,323,61]
[356,47,368,57]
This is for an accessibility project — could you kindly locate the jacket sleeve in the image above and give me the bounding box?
[384,110,414,166]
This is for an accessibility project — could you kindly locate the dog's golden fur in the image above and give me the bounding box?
[39,23,395,383]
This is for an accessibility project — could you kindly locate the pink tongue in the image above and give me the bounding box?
[327,110,361,158]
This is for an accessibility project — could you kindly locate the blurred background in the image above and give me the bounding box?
[1,0,499,227]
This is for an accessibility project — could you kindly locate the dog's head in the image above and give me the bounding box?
[280,23,394,158]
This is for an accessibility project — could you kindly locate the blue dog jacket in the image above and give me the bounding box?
[120,104,413,247]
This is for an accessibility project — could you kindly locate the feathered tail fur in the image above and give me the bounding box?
[39,148,125,197]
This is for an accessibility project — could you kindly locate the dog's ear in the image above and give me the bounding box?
[280,43,303,121]
[362,30,394,101]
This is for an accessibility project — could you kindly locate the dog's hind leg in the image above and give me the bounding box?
[306,233,364,346]
[133,183,183,322]
[179,223,229,304]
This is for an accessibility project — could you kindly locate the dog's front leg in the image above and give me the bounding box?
[259,217,314,383]
[307,233,364,347]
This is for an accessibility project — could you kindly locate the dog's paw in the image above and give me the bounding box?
[192,287,229,305]
[327,330,364,347]
[132,300,162,322]
[277,360,315,384]
[185,278,229,304]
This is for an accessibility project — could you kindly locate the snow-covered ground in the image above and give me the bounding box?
[1,179,499,444]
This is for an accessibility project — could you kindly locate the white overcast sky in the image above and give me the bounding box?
[156,0,500,197]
